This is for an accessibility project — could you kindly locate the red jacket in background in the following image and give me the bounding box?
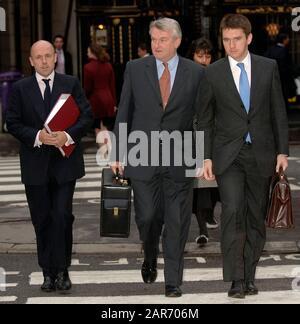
[84,58,116,119]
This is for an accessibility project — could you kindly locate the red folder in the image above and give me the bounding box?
[44,94,80,158]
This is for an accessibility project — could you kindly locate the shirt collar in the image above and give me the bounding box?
[228,51,251,70]
[35,71,55,83]
[156,54,179,72]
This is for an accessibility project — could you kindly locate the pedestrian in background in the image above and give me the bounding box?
[137,42,150,58]
[187,37,220,247]
[84,43,117,140]
[53,35,73,75]
[264,33,297,109]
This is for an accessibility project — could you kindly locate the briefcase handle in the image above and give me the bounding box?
[114,168,130,186]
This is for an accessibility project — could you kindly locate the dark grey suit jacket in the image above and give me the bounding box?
[114,55,206,181]
[198,54,289,177]
[7,73,93,185]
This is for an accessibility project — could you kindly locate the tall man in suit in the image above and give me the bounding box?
[6,40,93,293]
[111,18,205,297]
[53,35,73,75]
[199,14,289,298]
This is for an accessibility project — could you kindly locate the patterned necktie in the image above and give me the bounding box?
[159,62,170,109]
[237,63,251,143]
[42,79,51,114]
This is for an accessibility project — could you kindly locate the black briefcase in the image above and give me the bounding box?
[100,168,132,238]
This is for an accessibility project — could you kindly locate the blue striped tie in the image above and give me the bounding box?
[237,63,251,143]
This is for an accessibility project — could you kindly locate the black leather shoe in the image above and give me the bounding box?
[228,280,245,299]
[245,281,258,295]
[141,260,157,284]
[56,270,72,293]
[165,285,182,297]
[41,276,55,292]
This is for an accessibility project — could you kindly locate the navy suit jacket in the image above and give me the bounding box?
[7,72,93,185]
[198,54,289,177]
[114,55,206,181]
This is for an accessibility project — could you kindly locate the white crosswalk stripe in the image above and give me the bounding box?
[25,265,300,304]
[26,291,300,305]
[28,265,300,285]
[0,155,106,204]
[1,155,300,204]
[1,256,300,304]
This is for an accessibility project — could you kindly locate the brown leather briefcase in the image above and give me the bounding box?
[266,171,294,229]
[100,168,132,238]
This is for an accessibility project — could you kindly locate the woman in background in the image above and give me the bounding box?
[84,43,116,137]
[188,38,220,246]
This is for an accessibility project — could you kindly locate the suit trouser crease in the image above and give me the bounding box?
[25,179,76,274]
[216,145,270,282]
[132,167,193,286]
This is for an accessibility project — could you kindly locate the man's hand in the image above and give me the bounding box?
[39,129,57,146]
[51,131,68,148]
[110,161,124,176]
[276,154,288,173]
[203,160,216,181]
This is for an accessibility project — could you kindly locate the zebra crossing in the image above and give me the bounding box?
[0,154,105,205]
[1,255,300,304]
[1,154,300,206]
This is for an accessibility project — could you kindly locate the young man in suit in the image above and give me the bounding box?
[199,14,289,299]
[53,35,73,75]
[7,40,93,293]
[111,18,206,297]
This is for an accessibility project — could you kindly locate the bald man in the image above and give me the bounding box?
[7,41,93,293]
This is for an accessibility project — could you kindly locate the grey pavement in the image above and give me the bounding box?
[0,139,300,255]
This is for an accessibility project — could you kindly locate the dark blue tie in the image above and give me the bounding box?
[42,79,51,114]
[237,63,251,143]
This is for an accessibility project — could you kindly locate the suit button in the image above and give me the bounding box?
[248,120,250,125]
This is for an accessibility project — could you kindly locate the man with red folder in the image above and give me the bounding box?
[6,40,93,293]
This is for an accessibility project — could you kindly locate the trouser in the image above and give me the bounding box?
[25,178,76,277]
[216,144,271,282]
[131,167,193,286]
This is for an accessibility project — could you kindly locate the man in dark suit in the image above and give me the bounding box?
[6,40,93,293]
[264,33,297,108]
[53,35,73,75]
[111,18,205,297]
[199,14,289,299]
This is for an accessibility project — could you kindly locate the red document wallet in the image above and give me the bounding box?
[44,94,80,157]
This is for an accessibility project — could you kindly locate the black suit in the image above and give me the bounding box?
[55,50,73,75]
[265,44,297,103]
[114,55,205,286]
[198,54,289,282]
[7,73,93,276]
[64,51,73,76]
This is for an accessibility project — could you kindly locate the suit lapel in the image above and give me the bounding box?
[30,76,48,122]
[51,73,62,109]
[249,54,260,116]
[145,57,162,104]
[166,57,188,109]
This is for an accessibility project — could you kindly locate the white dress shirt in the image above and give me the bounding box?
[34,71,74,148]
[55,49,66,74]
[228,52,252,93]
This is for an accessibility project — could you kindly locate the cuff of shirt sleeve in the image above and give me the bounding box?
[64,132,75,147]
[34,131,43,148]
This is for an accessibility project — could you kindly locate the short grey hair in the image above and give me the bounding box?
[149,18,182,39]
